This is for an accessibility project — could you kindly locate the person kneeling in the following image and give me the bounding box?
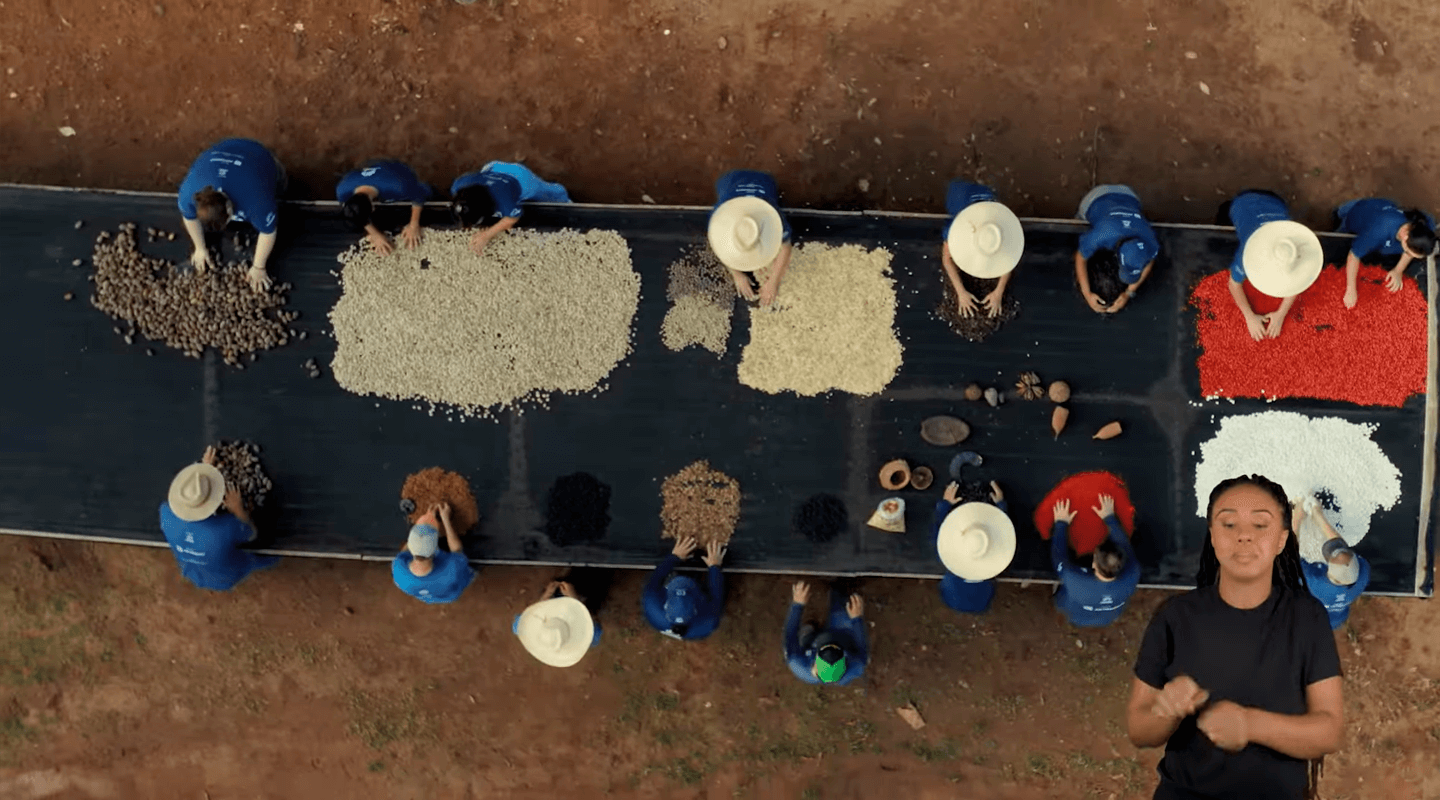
[642,536,726,640]
[391,502,474,604]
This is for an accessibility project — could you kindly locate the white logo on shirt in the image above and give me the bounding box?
[361,167,379,177]
[218,168,229,178]
[1100,595,1113,605]
[1121,220,1131,228]
[185,532,195,543]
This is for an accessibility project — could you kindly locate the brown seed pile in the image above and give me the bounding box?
[660,245,734,355]
[330,228,640,418]
[936,274,1019,342]
[210,440,272,508]
[737,243,903,396]
[659,460,741,546]
[88,224,297,364]
[400,467,481,535]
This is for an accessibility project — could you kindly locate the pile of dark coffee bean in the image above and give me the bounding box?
[544,472,612,546]
[211,439,272,508]
[793,493,848,543]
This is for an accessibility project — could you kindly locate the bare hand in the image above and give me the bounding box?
[846,593,864,619]
[1343,285,1359,309]
[190,248,213,273]
[400,221,422,250]
[1106,292,1131,314]
[791,581,810,605]
[955,290,978,318]
[1263,313,1285,339]
[366,230,394,256]
[246,265,272,292]
[942,481,961,505]
[202,445,217,466]
[1092,493,1116,520]
[982,289,1004,318]
[672,536,699,559]
[222,486,245,516]
[1053,499,1077,525]
[469,230,490,256]
[557,581,578,600]
[1086,292,1107,314]
[1152,675,1210,722]
[1196,700,1249,752]
[1385,269,1405,293]
[702,540,726,567]
[989,480,1004,504]
[542,580,561,598]
[436,501,452,522]
[758,279,779,307]
[733,274,758,302]
[1244,314,1266,342]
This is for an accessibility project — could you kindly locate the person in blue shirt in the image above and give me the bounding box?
[451,162,573,255]
[940,179,1024,319]
[708,170,794,307]
[336,160,433,256]
[1293,496,1370,629]
[177,138,286,292]
[1051,494,1139,627]
[1221,190,1323,341]
[159,446,279,591]
[1335,198,1437,308]
[642,536,726,640]
[392,502,475,604]
[933,480,1012,613]
[1073,184,1159,314]
[783,581,867,686]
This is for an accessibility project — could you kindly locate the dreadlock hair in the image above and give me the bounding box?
[1402,209,1437,257]
[341,193,374,231]
[1086,248,1126,305]
[1196,474,1306,593]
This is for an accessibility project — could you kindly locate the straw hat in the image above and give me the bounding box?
[708,196,784,272]
[167,463,227,522]
[946,201,1024,278]
[516,597,595,668]
[1242,220,1323,297]
[936,502,1016,580]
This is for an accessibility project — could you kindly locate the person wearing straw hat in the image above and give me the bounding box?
[940,179,1024,319]
[1292,496,1370,629]
[933,480,1016,614]
[708,169,794,307]
[514,580,602,668]
[392,501,475,604]
[336,159,433,256]
[1073,184,1159,314]
[642,536,726,640]
[452,161,574,255]
[1222,190,1323,341]
[1051,495,1138,627]
[158,446,278,591]
[783,581,867,686]
[1334,197,1437,309]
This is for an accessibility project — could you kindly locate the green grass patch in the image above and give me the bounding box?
[367,760,385,773]
[909,738,960,762]
[346,689,429,751]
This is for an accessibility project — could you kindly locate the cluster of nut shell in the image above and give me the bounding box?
[211,439,272,508]
[1015,371,1044,400]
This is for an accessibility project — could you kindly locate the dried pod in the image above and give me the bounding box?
[1015,373,1045,400]
[983,387,999,408]
[1048,381,1071,403]
[1051,405,1069,439]
[1093,421,1123,440]
[963,383,983,401]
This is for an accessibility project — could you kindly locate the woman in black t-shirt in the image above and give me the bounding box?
[1127,475,1343,800]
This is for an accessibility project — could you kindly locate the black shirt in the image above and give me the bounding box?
[1134,584,1341,800]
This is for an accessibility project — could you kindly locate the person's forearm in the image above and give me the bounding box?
[485,216,519,240]
[182,217,206,250]
[1244,707,1342,759]
[1395,253,1414,275]
[1051,520,1070,569]
[1345,253,1361,289]
[782,602,804,655]
[942,244,967,294]
[766,243,793,287]
[408,204,423,226]
[644,554,679,595]
[1228,278,1256,318]
[707,564,724,608]
[441,518,462,553]
[1131,261,1155,291]
[1128,704,1183,748]
[252,232,277,273]
[1074,251,1090,294]
[1275,295,1297,321]
[993,272,1011,295]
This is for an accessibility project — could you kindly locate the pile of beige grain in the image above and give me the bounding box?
[329,228,640,417]
[660,245,733,355]
[737,242,902,396]
[660,460,741,546]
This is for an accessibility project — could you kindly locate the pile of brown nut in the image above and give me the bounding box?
[211,439,272,508]
[88,224,299,366]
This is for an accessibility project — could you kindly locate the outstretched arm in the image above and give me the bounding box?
[758,242,793,307]
[1387,252,1415,293]
[183,216,212,271]
[1075,250,1104,313]
[400,204,424,249]
[470,216,519,255]
[1228,277,1266,341]
[983,271,1012,318]
[942,241,977,317]
[1343,251,1362,308]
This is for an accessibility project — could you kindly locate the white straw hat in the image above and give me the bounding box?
[946,201,1024,278]
[167,463,227,522]
[708,196,784,272]
[1242,220,1323,297]
[936,502,1016,580]
[516,597,595,668]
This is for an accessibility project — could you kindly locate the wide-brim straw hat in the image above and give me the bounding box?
[168,463,227,522]
[1242,220,1323,297]
[516,597,595,668]
[946,201,1024,279]
[937,502,1016,580]
[708,196,784,272]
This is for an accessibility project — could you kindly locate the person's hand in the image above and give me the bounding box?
[702,540,726,567]
[1244,313,1266,342]
[846,594,864,619]
[982,288,1004,318]
[202,445,217,466]
[1092,493,1115,520]
[542,580,561,598]
[758,279,779,307]
[1196,700,1249,752]
[557,581,578,599]
[246,265,272,292]
[190,248,213,273]
[1152,675,1210,721]
[942,481,961,505]
[733,274,758,302]
[791,581,810,605]
[366,229,395,256]
[1343,285,1359,309]
[1106,292,1131,314]
[955,290,978,318]
[989,480,1004,504]
[671,536,699,559]
[1053,499,1076,525]
[436,501,452,522]
[222,486,245,516]
[469,230,491,256]
[1386,268,1405,293]
[1263,313,1285,339]
[400,221,422,250]
[1085,292,1107,314]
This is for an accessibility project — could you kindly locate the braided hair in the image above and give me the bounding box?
[1402,209,1437,257]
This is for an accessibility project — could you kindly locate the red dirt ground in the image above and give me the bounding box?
[2,1,1440,798]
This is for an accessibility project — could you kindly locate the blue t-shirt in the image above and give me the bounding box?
[1301,556,1370,629]
[714,170,793,242]
[335,161,431,206]
[1227,192,1293,283]
[641,554,724,640]
[391,551,475,604]
[177,138,282,234]
[942,180,999,238]
[1052,517,1139,627]
[783,602,868,685]
[1078,192,1159,282]
[159,501,277,591]
[932,498,1005,613]
[452,171,526,220]
[1338,198,1434,259]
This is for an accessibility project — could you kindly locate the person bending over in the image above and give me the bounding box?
[391,502,474,604]
[932,480,1016,614]
[708,169,794,307]
[452,162,573,255]
[940,179,1024,319]
[1221,190,1322,341]
[159,446,279,591]
[783,581,867,686]
[642,536,726,640]
[178,138,285,291]
[1334,197,1436,308]
[1051,494,1139,627]
[337,160,432,255]
[1292,496,1369,629]
[1073,184,1158,314]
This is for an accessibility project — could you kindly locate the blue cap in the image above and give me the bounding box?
[663,575,700,626]
[1118,239,1149,284]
